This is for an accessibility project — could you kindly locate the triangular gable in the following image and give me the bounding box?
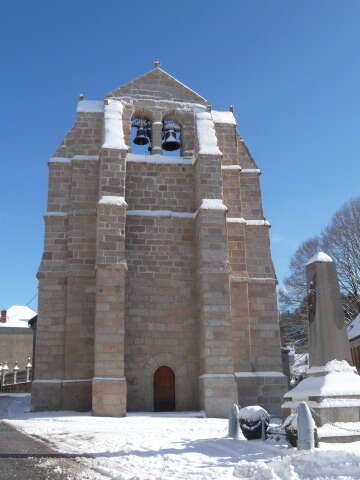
[106,67,208,105]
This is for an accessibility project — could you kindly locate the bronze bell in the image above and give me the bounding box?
[133,126,149,145]
[162,122,180,151]
[133,119,151,146]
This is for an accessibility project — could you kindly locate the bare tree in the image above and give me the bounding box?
[278,236,320,311]
[322,197,360,316]
[279,197,360,349]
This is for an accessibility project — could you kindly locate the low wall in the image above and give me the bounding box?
[0,327,33,368]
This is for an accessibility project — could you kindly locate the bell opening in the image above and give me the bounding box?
[131,118,152,154]
[162,121,181,155]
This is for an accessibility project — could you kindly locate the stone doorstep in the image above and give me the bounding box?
[319,433,360,443]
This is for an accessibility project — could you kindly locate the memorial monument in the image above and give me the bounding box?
[282,252,360,442]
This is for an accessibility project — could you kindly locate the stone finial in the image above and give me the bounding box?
[153,60,161,68]
[228,105,234,112]
[78,94,85,101]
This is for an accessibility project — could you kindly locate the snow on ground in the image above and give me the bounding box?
[3,395,360,480]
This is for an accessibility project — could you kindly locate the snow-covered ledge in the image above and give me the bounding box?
[211,110,236,125]
[102,99,128,150]
[227,217,271,226]
[98,196,127,207]
[127,153,194,165]
[198,199,227,211]
[77,100,104,113]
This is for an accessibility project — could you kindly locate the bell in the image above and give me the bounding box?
[162,129,180,151]
[133,126,149,145]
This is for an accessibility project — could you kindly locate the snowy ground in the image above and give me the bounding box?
[3,395,360,480]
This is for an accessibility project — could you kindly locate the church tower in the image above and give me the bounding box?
[32,64,287,417]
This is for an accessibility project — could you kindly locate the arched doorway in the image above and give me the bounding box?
[154,366,175,411]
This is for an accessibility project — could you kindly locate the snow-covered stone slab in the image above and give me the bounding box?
[211,110,236,125]
[76,100,104,113]
[241,168,261,174]
[221,165,242,170]
[98,196,127,207]
[199,199,227,211]
[127,210,194,218]
[227,218,271,226]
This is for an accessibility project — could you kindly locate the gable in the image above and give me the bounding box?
[106,68,208,105]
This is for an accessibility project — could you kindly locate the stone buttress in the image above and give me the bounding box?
[32,66,286,417]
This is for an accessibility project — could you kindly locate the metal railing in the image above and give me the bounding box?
[0,357,32,392]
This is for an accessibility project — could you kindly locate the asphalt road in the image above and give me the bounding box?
[0,422,100,479]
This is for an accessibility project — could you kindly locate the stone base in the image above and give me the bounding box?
[199,375,237,418]
[319,433,360,443]
[235,372,288,417]
[31,380,92,411]
[92,378,126,417]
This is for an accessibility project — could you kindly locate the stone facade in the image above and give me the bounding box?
[32,66,286,417]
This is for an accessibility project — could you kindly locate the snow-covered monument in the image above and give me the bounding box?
[32,62,287,417]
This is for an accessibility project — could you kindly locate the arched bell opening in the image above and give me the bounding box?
[131,116,152,155]
[161,120,182,157]
[153,365,175,411]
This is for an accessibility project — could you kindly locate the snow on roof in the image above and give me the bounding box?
[211,111,236,125]
[76,100,104,113]
[196,112,222,156]
[305,251,333,266]
[98,196,127,207]
[0,306,36,329]
[102,99,128,151]
[347,313,360,341]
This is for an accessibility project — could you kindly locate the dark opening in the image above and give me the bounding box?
[153,366,175,411]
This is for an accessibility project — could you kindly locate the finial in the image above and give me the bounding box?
[78,94,85,101]
[153,59,161,68]
[228,105,234,112]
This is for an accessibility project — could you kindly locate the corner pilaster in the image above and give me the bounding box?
[195,199,237,417]
[92,126,128,415]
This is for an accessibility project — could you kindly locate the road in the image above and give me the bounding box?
[0,422,101,479]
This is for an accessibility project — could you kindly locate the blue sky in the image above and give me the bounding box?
[1,1,359,310]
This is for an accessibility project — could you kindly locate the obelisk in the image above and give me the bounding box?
[305,251,352,367]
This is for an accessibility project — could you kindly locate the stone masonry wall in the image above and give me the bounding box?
[125,163,195,212]
[125,215,198,411]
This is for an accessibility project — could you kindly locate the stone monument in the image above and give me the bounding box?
[306,252,352,366]
[282,252,360,442]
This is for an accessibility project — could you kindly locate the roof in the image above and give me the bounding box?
[106,67,209,105]
[347,313,360,341]
[0,305,37,329]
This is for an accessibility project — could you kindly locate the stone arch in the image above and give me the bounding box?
[141,353,179,411]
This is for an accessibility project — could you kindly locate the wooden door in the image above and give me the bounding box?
[154,366,175,411]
